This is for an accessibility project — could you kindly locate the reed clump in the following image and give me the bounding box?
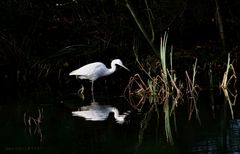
[124,1,200,145]
[125,32,189,145]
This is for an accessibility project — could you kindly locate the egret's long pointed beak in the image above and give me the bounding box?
[119,64,130,71]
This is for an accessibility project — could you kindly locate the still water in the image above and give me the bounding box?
[0,93,240,153]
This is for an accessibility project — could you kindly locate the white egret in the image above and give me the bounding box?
[72,102,130,124]
[69,59,129,96]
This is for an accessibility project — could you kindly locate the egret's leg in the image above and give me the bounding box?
[91,81,95,102]
[91,81,94,94]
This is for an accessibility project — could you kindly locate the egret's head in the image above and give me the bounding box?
[112,59,129,71]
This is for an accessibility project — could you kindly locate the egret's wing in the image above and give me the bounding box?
[69,62,106,80]
[69,62,101,75]
[72,110,108,121]
[72,111,98,120]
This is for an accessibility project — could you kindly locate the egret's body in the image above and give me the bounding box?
[69,59,129,96]
[72,102,130,124]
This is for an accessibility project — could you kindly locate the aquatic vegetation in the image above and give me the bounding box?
[220,53,237,119]
[124,1,203,144]
[77,85,85,101]
[23,108,43,142]
[125,0,158,55]
[125,32,184,145]
[124,74,148,111]
[125,43,238,147]
[185,59,201,125]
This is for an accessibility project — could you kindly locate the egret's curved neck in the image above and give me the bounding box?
[111,108,119,117]
[108,63,117,75]
[111,108,125,122]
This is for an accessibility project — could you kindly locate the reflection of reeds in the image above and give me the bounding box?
[23,108,43,142]
[77,85,85,100]
[209,63,215,119]
[185,59,201,125]
[220,53,237,119]
[136,103,155,149]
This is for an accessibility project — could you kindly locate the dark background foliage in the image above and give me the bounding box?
[0,0,240,99]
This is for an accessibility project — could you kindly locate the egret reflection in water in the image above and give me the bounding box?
[72,102,130,124]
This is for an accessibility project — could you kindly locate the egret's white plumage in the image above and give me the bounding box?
[69,59,129,96]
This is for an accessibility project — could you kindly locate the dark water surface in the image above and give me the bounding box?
[0,94,240,154]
